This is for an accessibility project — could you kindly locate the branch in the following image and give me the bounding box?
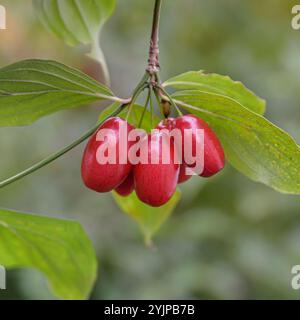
[147,0,163,74]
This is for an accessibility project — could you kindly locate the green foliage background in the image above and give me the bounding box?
[1,0,300,299]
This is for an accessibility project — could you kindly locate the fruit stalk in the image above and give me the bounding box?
[158,85,183,116]
[126,72,150,120]
[138,88,152,128]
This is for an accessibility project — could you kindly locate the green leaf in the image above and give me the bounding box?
[98,103,160,132]
[113,190,181,245]
[33,0,116,84]
[164,71,266,115]
[173,90,300,194]
[0,59,117,126]
[33,0,115,46]
[0,208,97,300]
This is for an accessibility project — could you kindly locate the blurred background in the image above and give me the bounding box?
[0,0,300,299]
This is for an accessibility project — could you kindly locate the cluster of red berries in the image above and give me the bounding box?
[81,114,225,207]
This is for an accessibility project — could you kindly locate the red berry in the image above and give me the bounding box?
[134,132,180,207]
[115,171,134,197]
[174,114,225,177]
[81,117,134,193]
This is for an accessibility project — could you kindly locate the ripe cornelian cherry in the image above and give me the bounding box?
[81,117,134,193]
[115,171,134,197]
[134,131,180,207]
[174,114,225,177]
[82,112,224,205]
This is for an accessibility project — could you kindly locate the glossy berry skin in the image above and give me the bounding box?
[156,118,192,184]
[134,132,180,207]
[115,172,134,197]
[81,117,134,193]
[174,115,225,177]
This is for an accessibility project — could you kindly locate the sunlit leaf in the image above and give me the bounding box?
[173,90,300,194]
[164,71,266,115]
